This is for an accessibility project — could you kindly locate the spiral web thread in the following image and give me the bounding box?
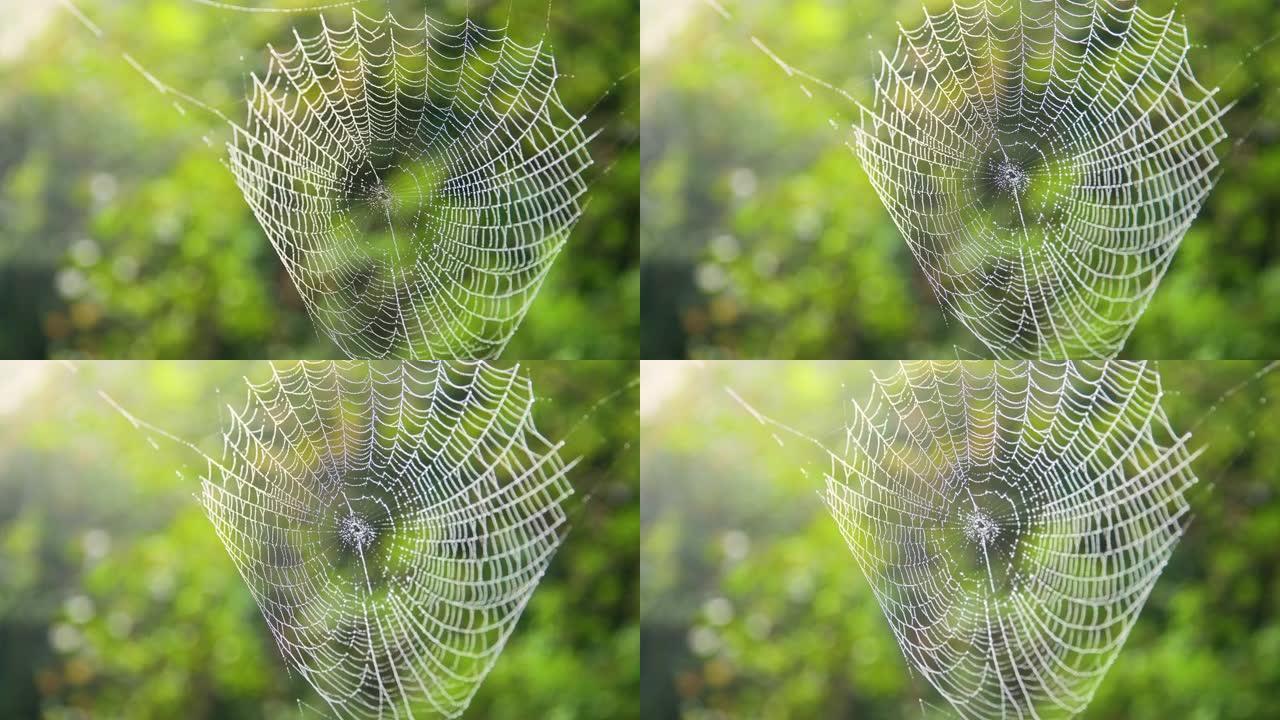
[228,10,594,358]
[824,361,1199,719]
[850,0,1227,358]
[199,361,575,718]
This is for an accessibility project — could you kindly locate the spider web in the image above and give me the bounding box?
[225,10,594,358]
[59,2,596,358]
[825,361,1199,719]
[198,361,576,718]
[848,0,1228,358]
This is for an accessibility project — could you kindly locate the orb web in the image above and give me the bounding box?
[854,0,1228,358]
[227,11,593,359]
[199,361,574,718]
[825,361,1199,719]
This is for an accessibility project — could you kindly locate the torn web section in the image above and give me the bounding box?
[225,12,594,360]
[198,361,573,718]
[823,361,1198,719]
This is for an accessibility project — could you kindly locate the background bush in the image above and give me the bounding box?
[641,0,1280,359]
[0,0,637,359]
[640,361,1280,719]
[0,360,638,718]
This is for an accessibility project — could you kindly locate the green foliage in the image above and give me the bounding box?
[640,361,1280,718]
[0,0,637,359]
[0,360,638,718]
[641,0,1280,358]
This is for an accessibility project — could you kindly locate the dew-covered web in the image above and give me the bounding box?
[61,1,595,359]
[198,361,575,718]
[228,11,594,358]
[850,0,1227,358]
[825,361,1199,719]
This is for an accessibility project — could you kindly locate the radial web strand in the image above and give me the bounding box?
[853,0,1227,358]
[825,361,1199,719]
[199,361,575,718]
[228,11,593,358]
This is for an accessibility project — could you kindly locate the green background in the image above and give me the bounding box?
[641,360,1280,718]
[0,0,638,359]
[641,0,1280,359]
[0,360,638,718]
